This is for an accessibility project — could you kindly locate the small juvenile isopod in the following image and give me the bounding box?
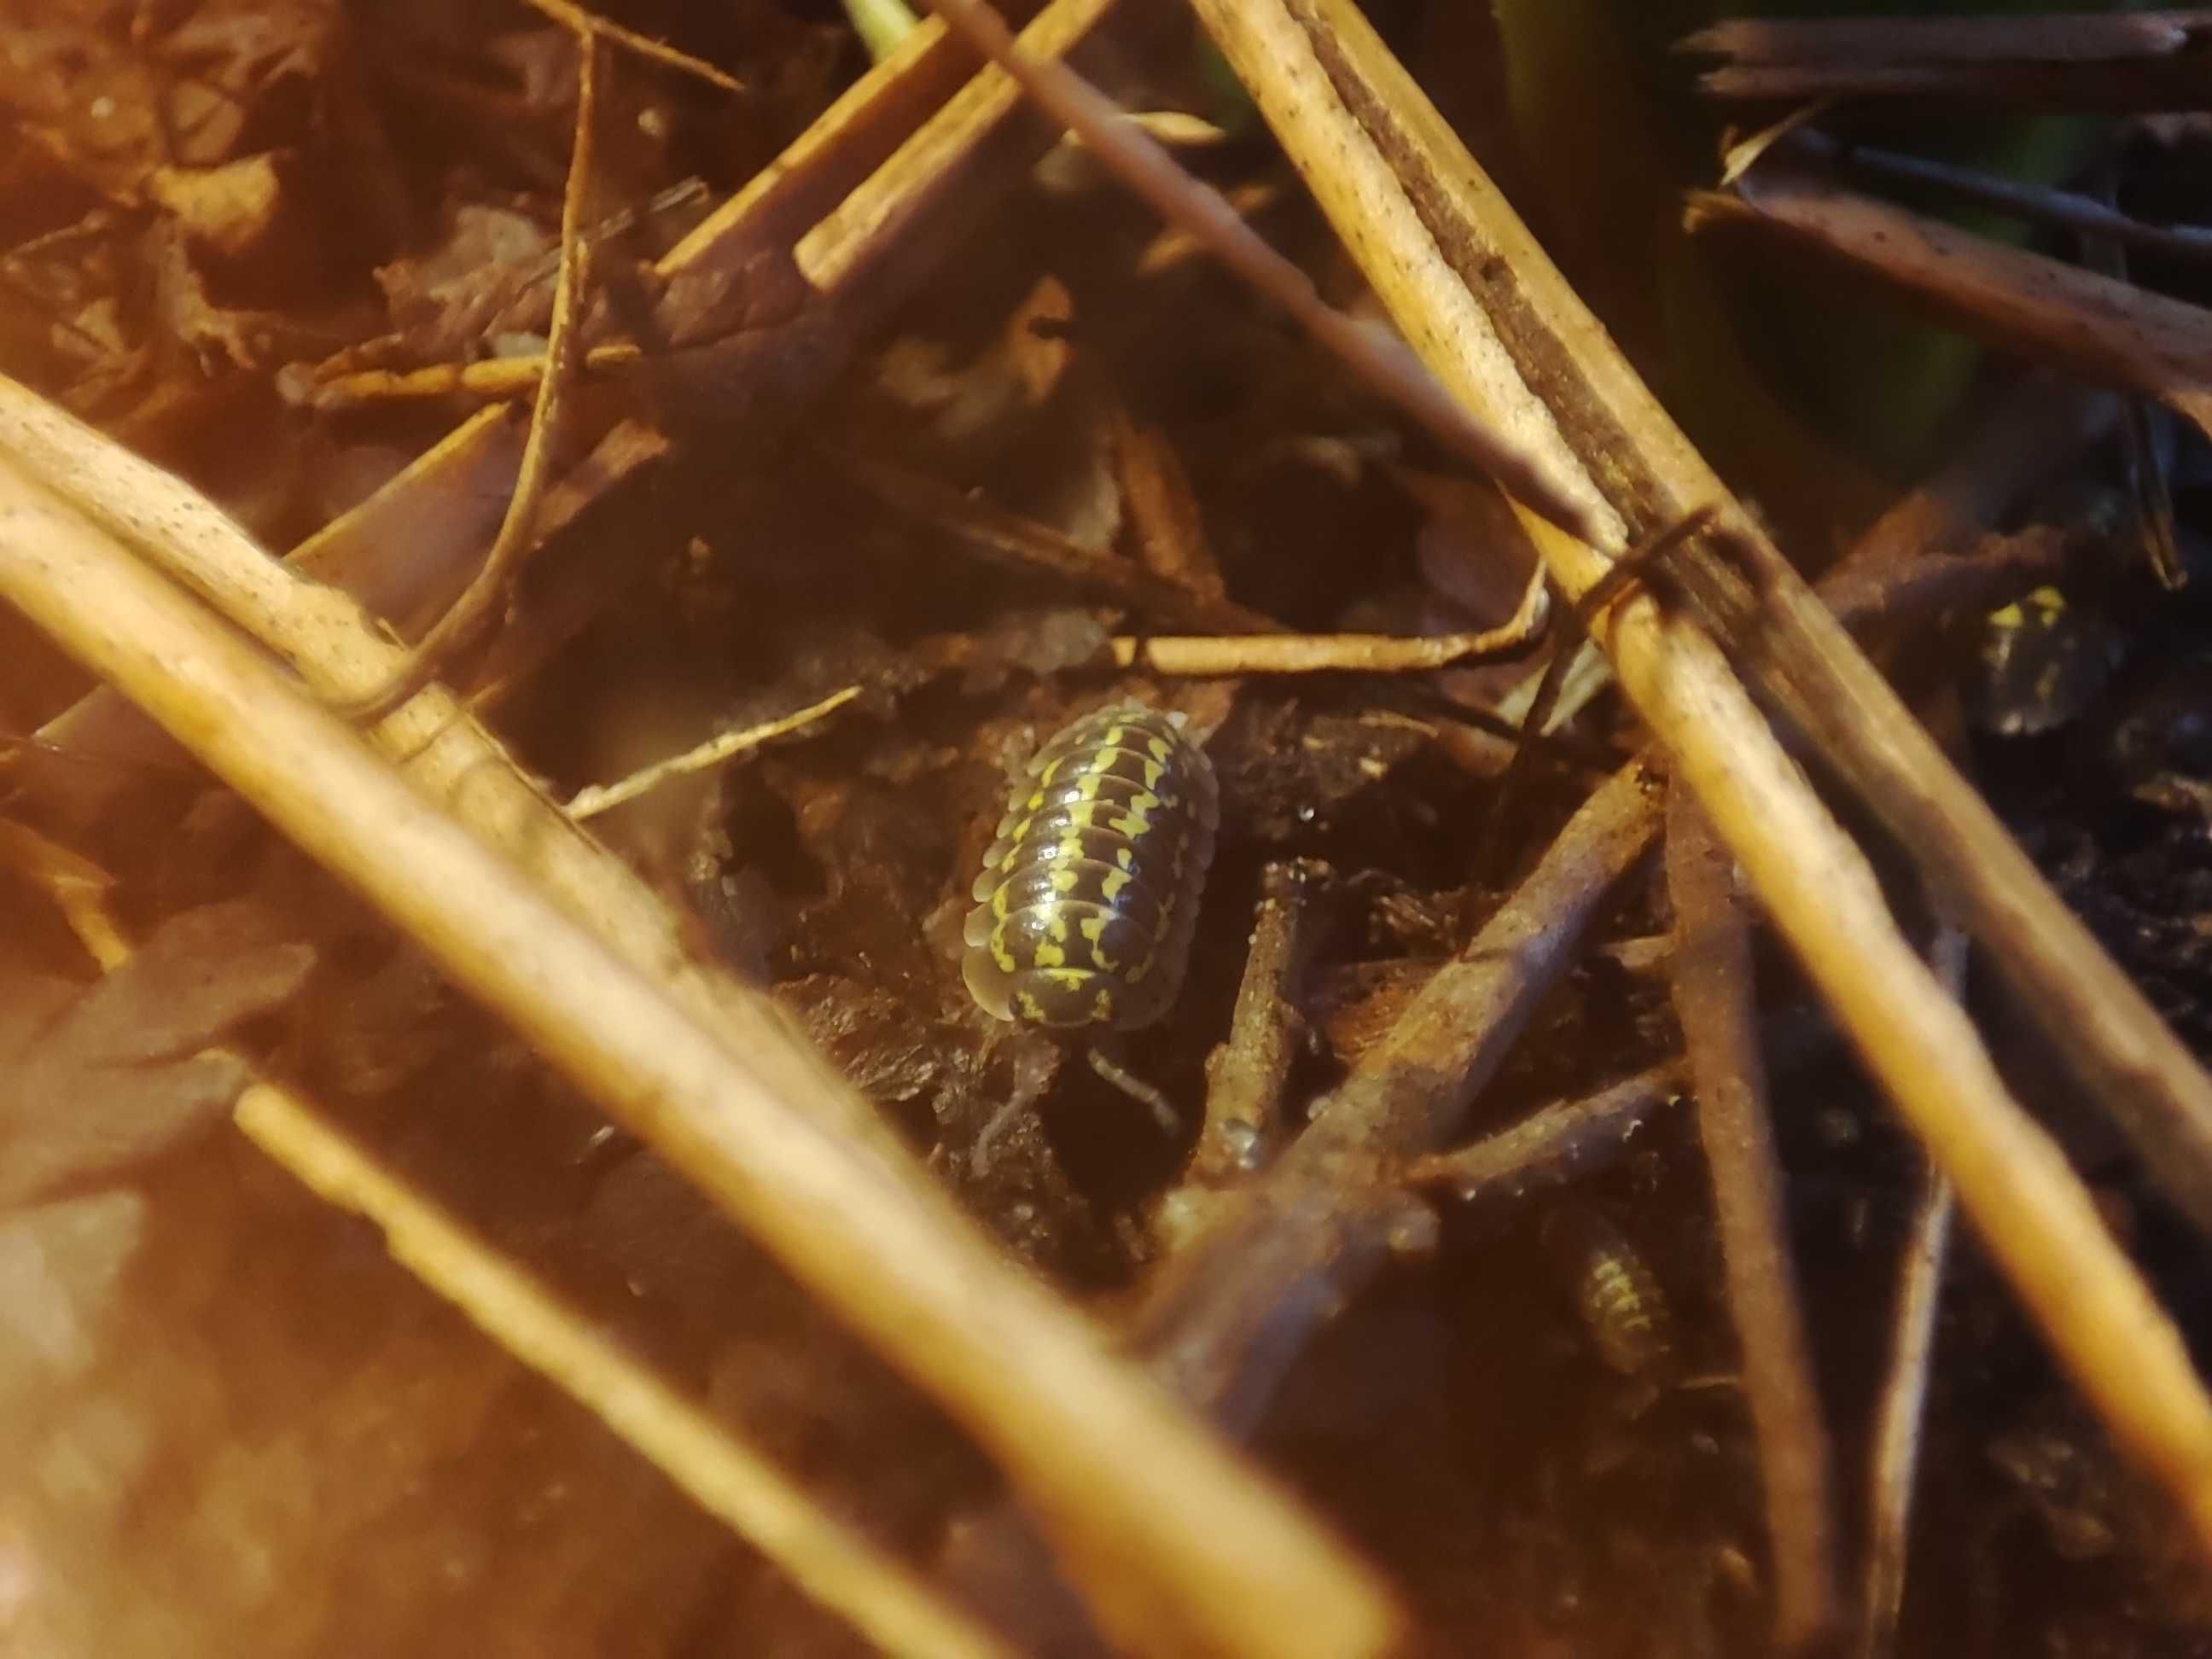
[963,702,1219,1033]
[1542,1203,1676,1379]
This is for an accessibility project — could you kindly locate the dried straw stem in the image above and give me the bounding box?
[0,438,1400,1659]
[235,1083,1011,1659]
[35,840,1004,1659]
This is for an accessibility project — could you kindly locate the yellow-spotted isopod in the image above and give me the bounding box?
[963,703,1219,1033]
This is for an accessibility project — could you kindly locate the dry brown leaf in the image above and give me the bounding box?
[0,900,315,1208]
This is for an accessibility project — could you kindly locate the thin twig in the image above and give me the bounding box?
[1856,926,1967,1659]
[1406,1006,1837,1203]
[1680,10,2212,108]
[568,685,862,819]
[1403,1062,1685,1202]
[344,35,607,723]
[235,1084,1011,1659]
[1109,582,1546,674]
[1133,757,1665,1431]
[1480,506,1717,876]
[838,450,1272,632]
[0,452,1402,1659]
[916,0,1609,544]
[1667,792,1841,1651]
[521,0,747,93]
[1190,859,1326,1187]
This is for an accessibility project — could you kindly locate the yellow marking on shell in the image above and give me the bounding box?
[1092,986,1115,1021]
[1014,910,1069,969]
[1079,912,1119,972]
[1145,734,1172,763]
[1051,865,1079,894]
[1015,991,1046,1022]
[1139,758,1164,791]
[1044,968,1090,991]
[1115,845,1134,870]
[1101,866,1131,903]
[1077,772,1103,802]
[989,928,1018,974]
[1025,789,1047,814]
[1108,792,1160,838]
[1039,757,1062,787]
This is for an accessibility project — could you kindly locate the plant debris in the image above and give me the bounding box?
[3,3,2212,1656]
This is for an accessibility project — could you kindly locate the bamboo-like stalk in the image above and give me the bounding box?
[0,452,1401,1659]
[1185,0,2212,1554]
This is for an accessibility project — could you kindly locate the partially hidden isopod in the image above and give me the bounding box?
[1542,1203,1676,1378]
[963,702,1219,1032]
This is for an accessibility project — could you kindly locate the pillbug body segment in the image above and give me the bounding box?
[963,703,1219,1033]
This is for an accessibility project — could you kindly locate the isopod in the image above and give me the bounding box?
[962,702,1219,1032]
[1542,1203,1676,1378]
